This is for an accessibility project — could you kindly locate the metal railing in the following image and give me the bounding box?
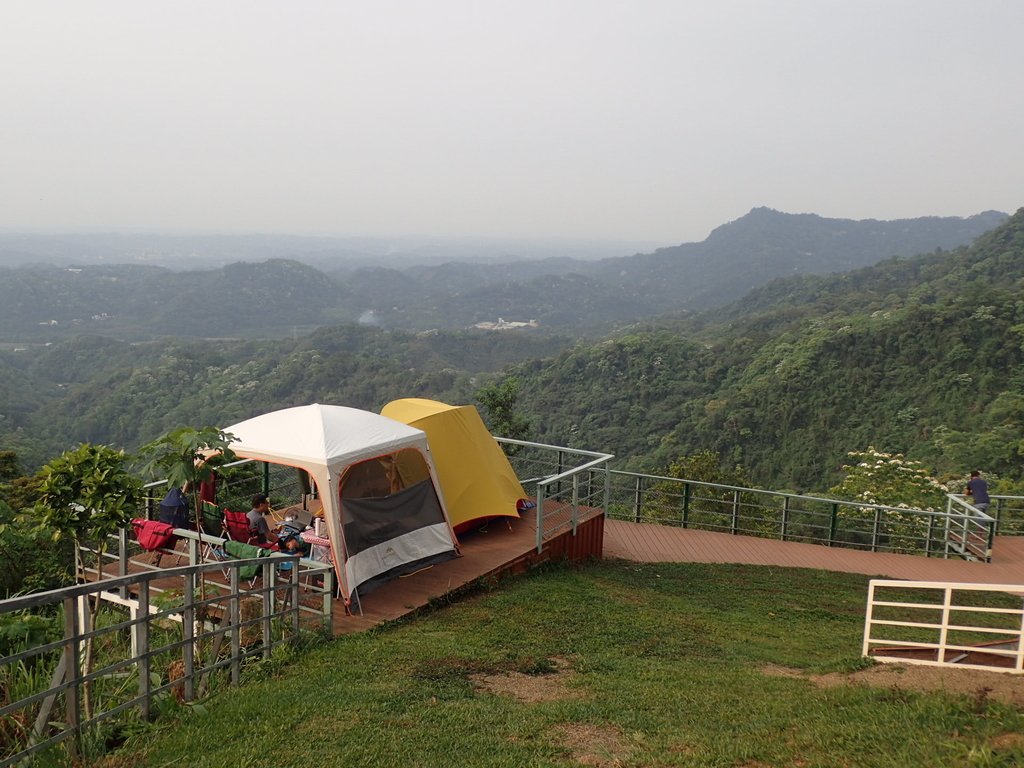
[982,494,1024,535]
[863,579,1024,673]
[81,526,335,626]
[498,438,614,553]
[0,548,332,767]
[604,470,997,561]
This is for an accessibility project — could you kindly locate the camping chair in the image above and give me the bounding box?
[222,539,272,587]
[201,501,225,537]
[223,509,277,549]
[198,502,228,564]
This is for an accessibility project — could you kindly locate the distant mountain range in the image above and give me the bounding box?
[0,208,1008,342]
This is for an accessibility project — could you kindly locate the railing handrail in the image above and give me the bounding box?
[495,436,613,461]
[608,468,995,522]
[535,454,615,488]
[1,557,273,613]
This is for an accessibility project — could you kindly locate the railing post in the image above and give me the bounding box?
[986,518,995,563]
[118,528,129,598]
[731,490,740,535]
[263,562,274,658]
[943,497,952,559]
[62,596,82,760]
[322,569,334,629]
[682,483,691,528]
[861,580,877,658]
[938,586,953,664]
[1017,598,1024,673]
[871,508,880,553]
[603,463,611,520]
[571,474,580,535]
[291,561,301,636]
[137,580,151,721]
[780,496,790,541]
[925,514,934,557]
[828,503,838,547]
[535,484,546,554]
[183,571,196,702]
[229,568,241,686]
[633,475,643,523]
[262,461,271,495]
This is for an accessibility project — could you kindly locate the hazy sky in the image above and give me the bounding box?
[1,1,1021,246]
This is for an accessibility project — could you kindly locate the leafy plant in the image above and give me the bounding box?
[829,447,949,553]
[139,426,237,533]
[475,377,530,446]
[28,443,141,719]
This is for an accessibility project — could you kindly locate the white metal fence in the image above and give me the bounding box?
[863,579,1024,673]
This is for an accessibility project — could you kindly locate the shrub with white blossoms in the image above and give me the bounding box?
[829,447,950,554]
[831,447,949,510]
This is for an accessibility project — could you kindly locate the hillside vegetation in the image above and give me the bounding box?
[511,208,1024,488]
[0,208,1020,493]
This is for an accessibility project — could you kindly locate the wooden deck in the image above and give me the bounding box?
[331,508,604,634]
[604,519,1024,584]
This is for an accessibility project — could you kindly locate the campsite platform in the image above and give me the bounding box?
[603,519,1024,585]
[333,505,605,635]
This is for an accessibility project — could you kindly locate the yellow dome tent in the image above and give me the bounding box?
[381,398,525,535]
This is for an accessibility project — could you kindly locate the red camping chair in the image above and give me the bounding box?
[223,509,278,550]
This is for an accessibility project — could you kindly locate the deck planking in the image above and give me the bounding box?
[603,519,1024,585]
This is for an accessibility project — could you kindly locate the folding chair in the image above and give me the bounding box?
[197,502,228,565]
[201,501,225,537]
[223,509,276,549]
[222,539,273,587]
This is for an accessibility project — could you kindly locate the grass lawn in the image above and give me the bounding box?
[102,560,1024,767]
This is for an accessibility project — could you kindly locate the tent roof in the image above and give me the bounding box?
[224,403,427,471]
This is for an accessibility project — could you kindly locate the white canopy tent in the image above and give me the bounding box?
[223,404,459,603]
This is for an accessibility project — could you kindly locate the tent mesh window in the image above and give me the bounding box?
[339,448,431,499]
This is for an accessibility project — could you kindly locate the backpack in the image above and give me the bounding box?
[158,487,190,528]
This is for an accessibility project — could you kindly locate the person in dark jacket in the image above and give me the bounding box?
[966,470,990,514]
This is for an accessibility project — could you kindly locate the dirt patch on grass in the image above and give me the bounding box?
[471,656,581,703]
[990,732,1024,750]
[551,723,630,767]
[762,663,1024,707]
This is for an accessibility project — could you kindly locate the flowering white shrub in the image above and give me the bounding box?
[829,447,949,553]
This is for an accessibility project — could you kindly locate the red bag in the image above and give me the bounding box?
[132,518,178,551]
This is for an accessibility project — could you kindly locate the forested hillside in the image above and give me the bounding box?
[0,259,358,341]
[510,208,1024,488]
[1,208,1020,492]
[0,327,570,469]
